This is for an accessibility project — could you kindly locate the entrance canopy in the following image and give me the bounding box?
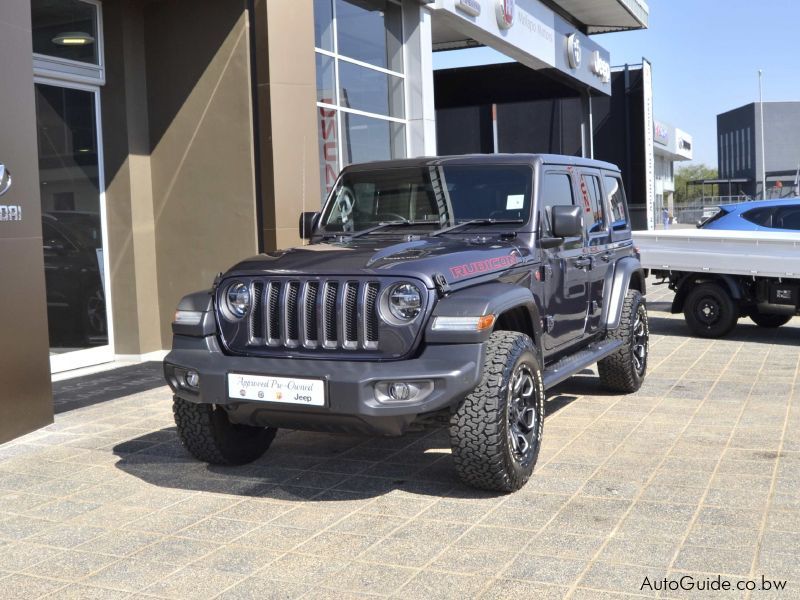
[427,0,646,95]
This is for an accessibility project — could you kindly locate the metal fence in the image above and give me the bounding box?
[672,196,750,226]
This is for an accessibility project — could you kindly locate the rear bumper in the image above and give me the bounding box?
[164,335,485,436]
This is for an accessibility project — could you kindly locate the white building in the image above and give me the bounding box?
[653,119,693,226]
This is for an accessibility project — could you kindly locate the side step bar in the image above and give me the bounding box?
[542,339,624,390]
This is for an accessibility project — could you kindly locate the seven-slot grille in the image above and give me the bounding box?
[243,279,381,351]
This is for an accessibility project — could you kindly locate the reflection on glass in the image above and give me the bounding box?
[339,61,404,118]
[35,83,107,353]
[313,0,334,51]
[31,0,99,65]
[341,113,405,165]
[335,0,402,71]
[317,108,339,199]
[315,53,335,105]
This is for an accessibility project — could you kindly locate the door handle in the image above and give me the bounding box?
[574,256,592,269]
[599,251,613,262]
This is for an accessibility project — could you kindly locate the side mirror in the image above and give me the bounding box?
[551,205,583,239]
[299,211,320,240]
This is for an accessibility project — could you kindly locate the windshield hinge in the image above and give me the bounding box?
[433,273,451,298]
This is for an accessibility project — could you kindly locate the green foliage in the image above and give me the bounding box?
[674,164,718,203]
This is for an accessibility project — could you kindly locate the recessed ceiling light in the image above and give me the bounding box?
[52,32,95,46]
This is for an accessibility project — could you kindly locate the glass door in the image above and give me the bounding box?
[35,80,113,373]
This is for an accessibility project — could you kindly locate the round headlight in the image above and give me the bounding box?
[225,282,250,319]
[386,283,422,322]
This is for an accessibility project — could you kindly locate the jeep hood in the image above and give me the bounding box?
[226,237,531,288]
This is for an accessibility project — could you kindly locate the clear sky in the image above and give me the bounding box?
[432,0,800,168]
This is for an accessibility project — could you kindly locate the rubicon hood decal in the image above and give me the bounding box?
[450,254,520,279]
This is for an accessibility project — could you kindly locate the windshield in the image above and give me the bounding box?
[319,165,533,234]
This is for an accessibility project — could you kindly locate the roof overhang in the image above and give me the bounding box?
[547,0,649,33]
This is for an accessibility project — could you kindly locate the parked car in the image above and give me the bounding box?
[698,198,800,232]
[164,154,649,492]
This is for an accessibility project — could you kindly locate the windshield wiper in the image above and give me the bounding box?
[430,218,524,237]
[324,219,437,240]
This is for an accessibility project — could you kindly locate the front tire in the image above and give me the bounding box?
[749,310,792,328]
[598,289,648,393]
[683,282,738,338]
[449,331,544,493]
[173,397,276,465]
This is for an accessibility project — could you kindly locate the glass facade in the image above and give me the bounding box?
[314,0,407,200]
[32,0,100,65]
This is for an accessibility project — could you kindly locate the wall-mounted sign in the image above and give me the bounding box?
[590,50,610,83]
[0,164,11,197]
[496,0,515,30]
[456,0,481,17]
[566,33,581,69]
[0,205,22,222]
[653,121,669,146]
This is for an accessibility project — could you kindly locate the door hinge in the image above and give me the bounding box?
[539,265,553,281]
[433,273,450,297]
[544,315,555,332]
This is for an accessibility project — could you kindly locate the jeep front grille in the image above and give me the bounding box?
[243,278,381,352]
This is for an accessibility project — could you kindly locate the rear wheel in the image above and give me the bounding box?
[449,331,544,493]
[683,282,738,338]
[173,397,276,465]
[598,290,648,393]
[749,310,792,328]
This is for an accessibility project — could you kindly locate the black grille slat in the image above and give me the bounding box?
[344,282,359,346]
[250,282,264,341]
[305,282,319,344]
[324,282,338,345]
[286,282,300,343]
[365,283,380,344]
[267,282,281,343]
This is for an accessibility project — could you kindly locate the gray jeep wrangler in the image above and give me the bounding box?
[164,154,648,492]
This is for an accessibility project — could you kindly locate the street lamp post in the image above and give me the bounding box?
[759,70,767,200]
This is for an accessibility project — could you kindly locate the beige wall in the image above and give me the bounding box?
[0,2,54,442]
[252,0,320,251]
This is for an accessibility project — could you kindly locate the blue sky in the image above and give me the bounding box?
[432,0,800,168]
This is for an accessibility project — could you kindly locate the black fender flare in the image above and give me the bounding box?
[172,289,216,337]
[671,273,743,314]
[425,282,544,362]
[601,257,647,331]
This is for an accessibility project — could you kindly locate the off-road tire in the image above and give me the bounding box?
[449,331,544,493]
[683,282,738,338]
[749,311,792,328]
[173,397,276,465]
[598,290,648,393]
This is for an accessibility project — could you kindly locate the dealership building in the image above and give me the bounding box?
[0,0,647,442]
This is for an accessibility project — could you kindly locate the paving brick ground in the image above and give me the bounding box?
[1,283,798,599]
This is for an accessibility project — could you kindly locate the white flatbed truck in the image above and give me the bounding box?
[633,229,800,338]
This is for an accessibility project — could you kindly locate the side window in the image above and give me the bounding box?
[603,175,629,232]
[742,207,774,227]
[580,174,607,242]
[541,172,582,250]
[775,207,800,230]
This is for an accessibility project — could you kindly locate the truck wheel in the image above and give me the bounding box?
[173,397,276,465]
[598,290,648,393]
[449,331,544,493]
[749,311,792,328]
[683,282,738,338]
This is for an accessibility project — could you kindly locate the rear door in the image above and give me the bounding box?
[578,170,612,333]
[540,169,589,351]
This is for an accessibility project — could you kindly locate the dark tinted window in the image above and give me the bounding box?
[32,0,99,65]
[540,173,575,235]
[603,175,629,231]
[775,206,800,230]
[742,207,774,227]
[580,174,607,239]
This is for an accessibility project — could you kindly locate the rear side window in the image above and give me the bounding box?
[603,175,628,231]
[742,207,774,227]
[775,206,800,230]
[580,174,607,243]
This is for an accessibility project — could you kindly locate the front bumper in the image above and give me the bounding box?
[164,335,485,436]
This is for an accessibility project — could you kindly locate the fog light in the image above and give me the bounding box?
[389,382,410,401]
[374,380,434,404]
[185,370,200,389]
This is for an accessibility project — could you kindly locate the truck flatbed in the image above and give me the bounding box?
[633,229,800,279]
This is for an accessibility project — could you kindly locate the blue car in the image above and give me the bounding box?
[699,198,800,232]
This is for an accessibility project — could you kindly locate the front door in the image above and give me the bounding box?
[35,81,113,373]
[540,170,589,351]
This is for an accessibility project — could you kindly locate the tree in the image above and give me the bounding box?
[674,164,718,203]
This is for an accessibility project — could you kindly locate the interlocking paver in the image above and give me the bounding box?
[0,283,797,598]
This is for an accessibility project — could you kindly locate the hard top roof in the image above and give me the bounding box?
[342,153,620,173]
